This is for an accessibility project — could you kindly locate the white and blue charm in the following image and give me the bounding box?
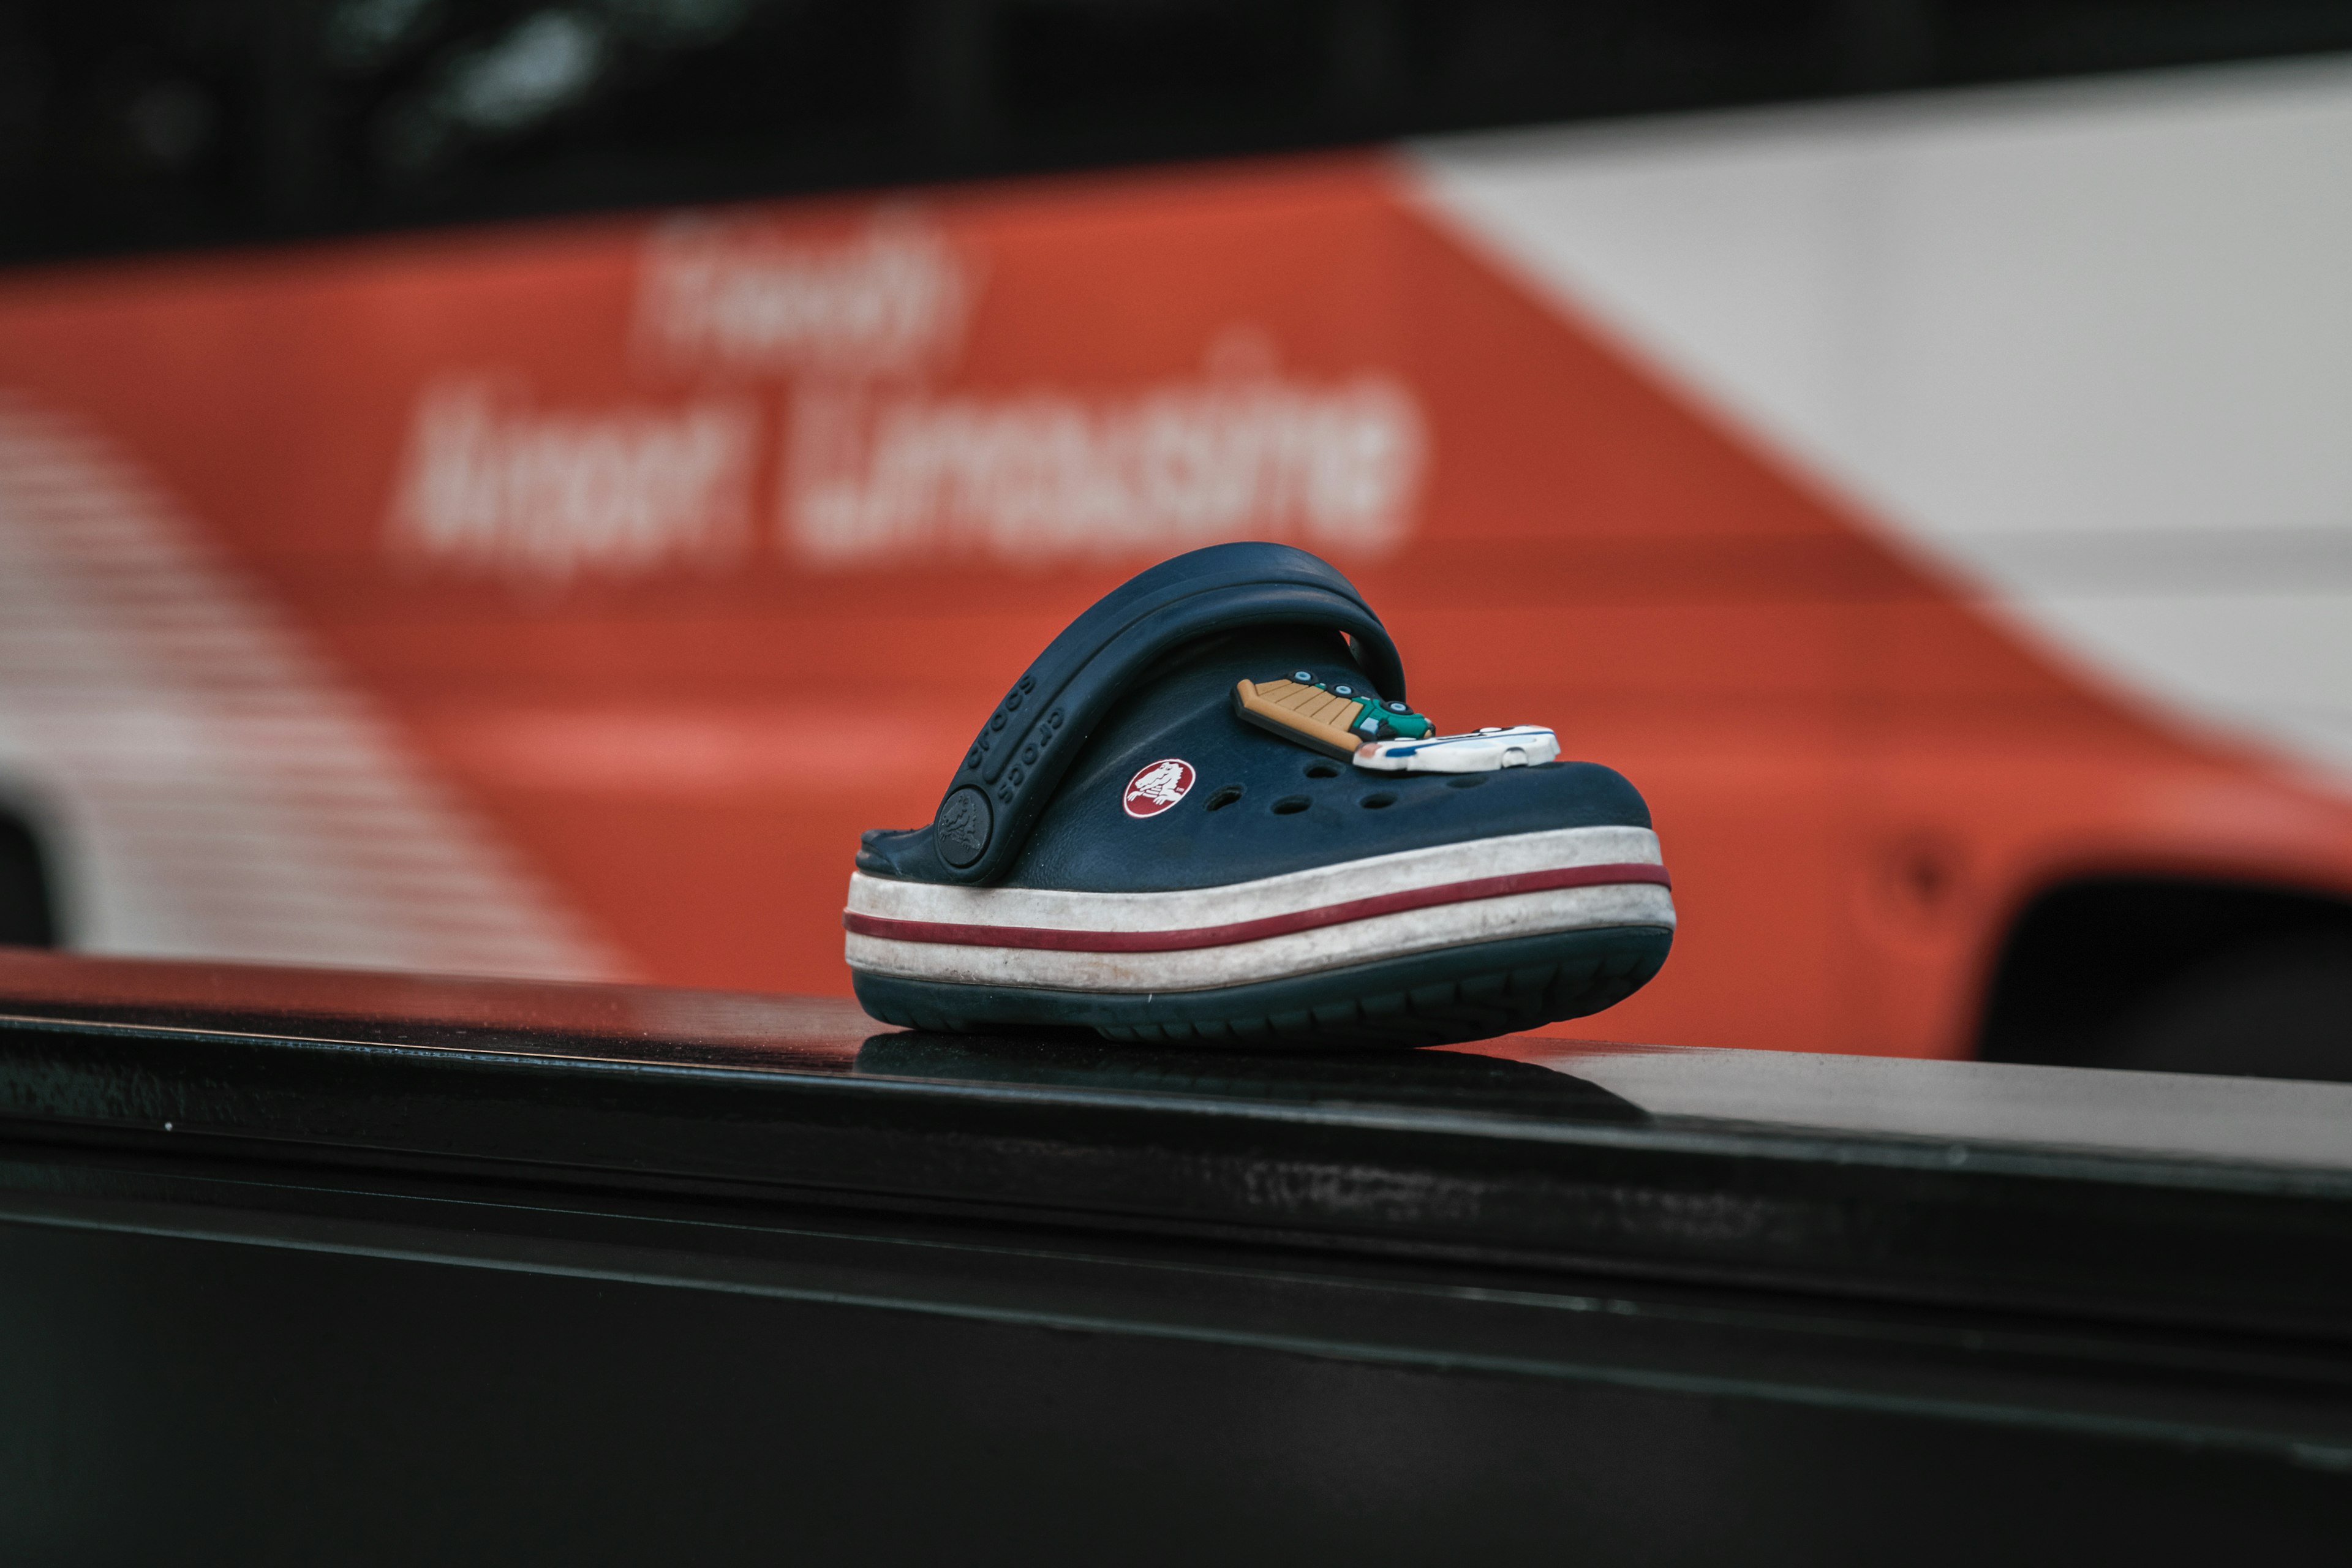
[1231,674,1559,773]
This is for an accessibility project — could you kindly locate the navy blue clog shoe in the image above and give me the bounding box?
[846,542,1673,1047]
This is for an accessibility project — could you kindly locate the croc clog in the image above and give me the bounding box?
[846,542,1673,1047]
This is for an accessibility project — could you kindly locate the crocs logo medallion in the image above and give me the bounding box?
[934,787,993,867]
[1122,758,1195,818]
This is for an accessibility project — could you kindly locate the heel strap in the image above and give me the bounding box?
[869,542,1404,885]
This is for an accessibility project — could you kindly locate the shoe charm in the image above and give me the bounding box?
[1354,725,1561,773]
[1232,672,1434,760]
[1234,673,1558,773]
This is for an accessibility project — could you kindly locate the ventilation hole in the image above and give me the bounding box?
[1303,762,1340,778]
[1360,792,1397,810]
[1271,795,1311,816]
[1445,775,1487,790]
[1203,785,1245,812]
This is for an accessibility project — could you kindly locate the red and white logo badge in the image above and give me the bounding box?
[1122,758,1196,818]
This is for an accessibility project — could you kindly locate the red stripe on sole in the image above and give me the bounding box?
[843,862,1672,952]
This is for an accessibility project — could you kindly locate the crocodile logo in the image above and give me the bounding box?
[1121,758,1196,818]
[934,787,992,865]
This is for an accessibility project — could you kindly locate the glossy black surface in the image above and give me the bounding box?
[4,952,2351,1561]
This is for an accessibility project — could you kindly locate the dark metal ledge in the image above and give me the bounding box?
[2,952,2349,1561]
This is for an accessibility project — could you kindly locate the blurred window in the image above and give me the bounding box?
[7,0,2352,264]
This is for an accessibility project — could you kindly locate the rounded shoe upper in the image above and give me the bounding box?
[996,627,1653,894]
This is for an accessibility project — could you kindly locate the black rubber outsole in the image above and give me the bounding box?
[851,924,1673,1050]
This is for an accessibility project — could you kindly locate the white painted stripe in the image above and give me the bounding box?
[848,880,1672,992]
[845,823,1662,933]
[0,393,625,980]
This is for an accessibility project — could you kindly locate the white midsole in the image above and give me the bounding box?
[846,824,1664,933]
[845,880,1675,993]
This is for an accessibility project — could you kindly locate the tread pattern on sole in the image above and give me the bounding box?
[853,925,1671,1050]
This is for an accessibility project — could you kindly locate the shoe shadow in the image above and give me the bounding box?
[853,1030,1646,1124]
